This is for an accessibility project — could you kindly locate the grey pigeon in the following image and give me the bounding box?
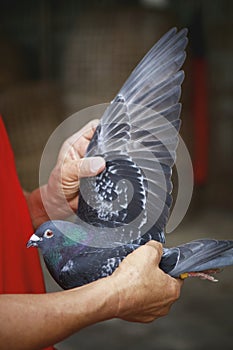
[27,28,233,290]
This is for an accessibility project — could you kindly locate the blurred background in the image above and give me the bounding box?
[0,0,232,349]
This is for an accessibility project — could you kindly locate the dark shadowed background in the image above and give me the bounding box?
[0,0,232,349]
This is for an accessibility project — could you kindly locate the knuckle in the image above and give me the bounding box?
[143,316,155,323]
[169,280,181,301]
[160,308,169,317]
[145,241,163,260]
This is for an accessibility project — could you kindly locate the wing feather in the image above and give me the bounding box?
[77,28,188,245]
[162,239,233,276]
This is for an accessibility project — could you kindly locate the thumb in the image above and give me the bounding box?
[79,157,106,178]
[62,156,106,182]
[145,240,163,263]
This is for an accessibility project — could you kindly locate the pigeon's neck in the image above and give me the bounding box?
[44,250,63,283]
[57,222,90,246]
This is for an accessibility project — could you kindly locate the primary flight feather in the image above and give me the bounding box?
[27,28,233,289]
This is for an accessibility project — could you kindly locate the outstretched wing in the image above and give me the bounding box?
[77,28,188,245]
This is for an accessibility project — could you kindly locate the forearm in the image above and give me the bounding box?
[0,242,182,349]
[0,278,117,350]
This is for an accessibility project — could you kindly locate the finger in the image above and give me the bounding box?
[79,157,106,177]
[79,157,105,178]
[62,157,105,181]
[145,240,163,261]
[67,138,90,159]
[67,119,99,144]
[82,119,100,140]
[58,120,100,161]
[67,119,99,146]
[73,120,100,157]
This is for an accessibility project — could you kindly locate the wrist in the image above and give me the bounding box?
[87,277,119,322]
[25,186,50,229]
[65,277,119,328]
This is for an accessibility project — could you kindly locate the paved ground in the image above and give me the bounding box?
[42,209,233,350]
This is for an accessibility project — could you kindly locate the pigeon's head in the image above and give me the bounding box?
[27,220,87,254]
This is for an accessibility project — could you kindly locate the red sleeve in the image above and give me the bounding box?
[0,116,46,293]
[0,117,55,349]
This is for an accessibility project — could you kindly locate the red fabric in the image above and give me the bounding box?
[0,116,54,350]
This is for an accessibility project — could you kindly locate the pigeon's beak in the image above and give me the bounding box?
[26,234,42,248]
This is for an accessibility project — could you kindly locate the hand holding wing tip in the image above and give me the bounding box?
[109,240,183,323]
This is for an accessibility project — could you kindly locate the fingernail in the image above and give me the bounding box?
[90,157,105,173]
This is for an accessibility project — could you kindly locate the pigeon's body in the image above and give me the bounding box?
[27,28,233,290]
[28,221,233,289]
[32,221,136,289]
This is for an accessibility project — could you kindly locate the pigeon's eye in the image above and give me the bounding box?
[44,229,54,239]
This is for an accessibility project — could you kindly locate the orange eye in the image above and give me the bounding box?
[44,229,54,238]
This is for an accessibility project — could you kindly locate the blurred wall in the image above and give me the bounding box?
[0,0,232,212]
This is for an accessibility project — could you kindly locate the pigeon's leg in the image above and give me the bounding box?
[179,269,221,282]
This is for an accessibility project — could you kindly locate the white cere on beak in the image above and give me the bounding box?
[30,234,42,242]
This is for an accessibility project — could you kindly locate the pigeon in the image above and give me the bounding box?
[27,28,233,290]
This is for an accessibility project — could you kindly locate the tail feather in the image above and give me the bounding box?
[160,239,233,277]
